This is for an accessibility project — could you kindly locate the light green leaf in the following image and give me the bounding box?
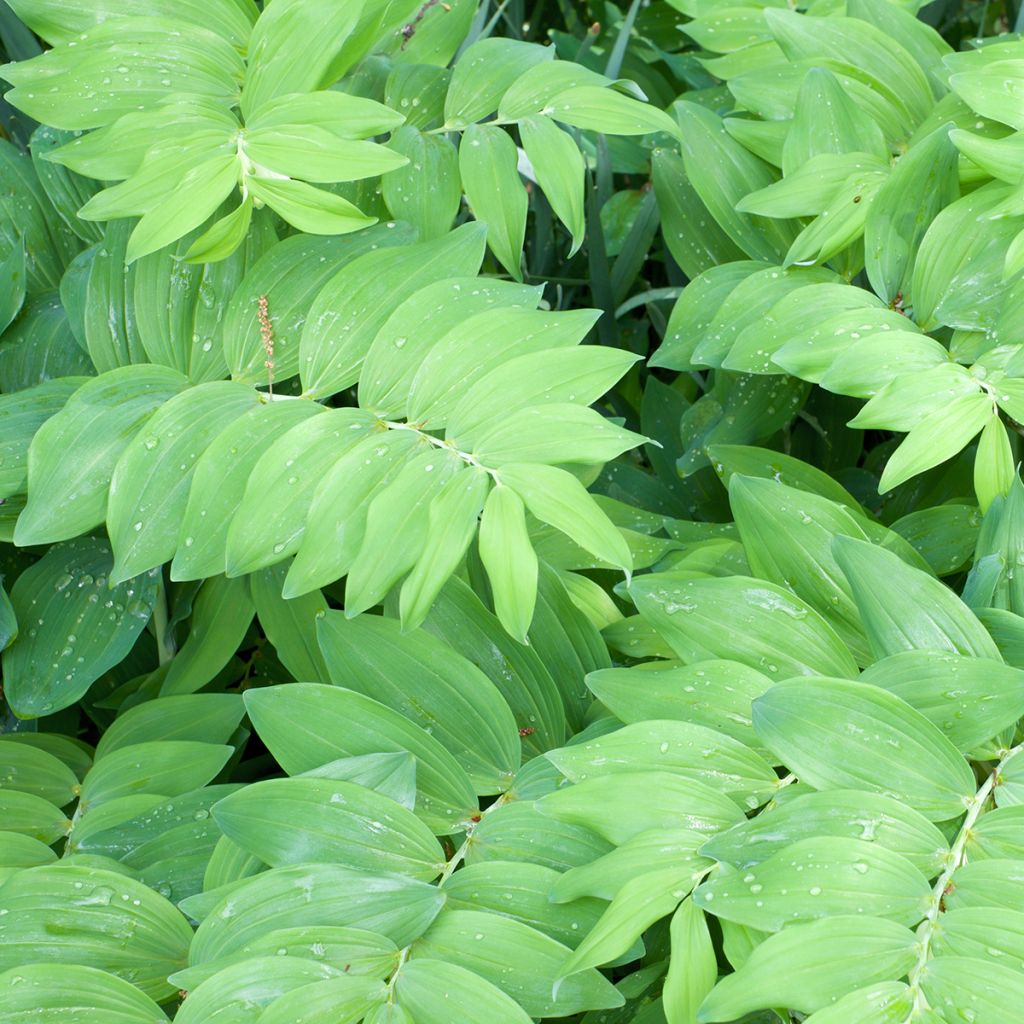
[412,909,622,1016]
[665,900,717,1024]
[107,380,261,583]
[171,399,321,581]
[223,222,417,384]
[190,862,445,963]
[316,612,520,794]
[693,836,930,930]
[698,917,917,1020]
[299,223,487,398]
[520,115,585,255]
[479,485,539,643]
[460,124,528,280]
[224,407,376,577]
[244,684,478,833]
[394,958,533,1024]
[212,777,444,878]
[0,963,170,1023]
[445,38,553,127]
[878,392,992,493]
[15,365,188,545]
[498,463,632,573]
[399,467,490,630]
[245,175,376,235]
[834,535,1001,660]
[284,430,421,599]
[382,127,461,241]
[240,0,364,117]
[343,449,461,616]
[549,85,680,139]
[752,677,977,820]
[0,864,193,1000]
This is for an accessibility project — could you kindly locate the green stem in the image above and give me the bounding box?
[906,741,1024,1015]
[152,575,175,667]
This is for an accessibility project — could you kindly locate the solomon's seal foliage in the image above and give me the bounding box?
[2,0,1024,1022]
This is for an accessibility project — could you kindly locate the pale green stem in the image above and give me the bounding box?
[906,741,1024,1016]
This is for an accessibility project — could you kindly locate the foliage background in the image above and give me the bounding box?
[4,1,1024,1023]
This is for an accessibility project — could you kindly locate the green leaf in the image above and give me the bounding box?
[701,788,948,878]
[190,862,444,963]
[975,415,1015,515]
[300,223,487,398]
[0,791,70,844]
[498,463,632,573]
[549,85,680,139]
[244,684,478,833]
[95,694,244,757]
[250,562,330,682]
[1,538,158,718]
[422,577,565,754]
[697,917,917,1020]
[673,101,797,263]
[224,407,376,577]
[173,957,350,1024]
[865,125,959,304]
[413,909,622,1016]
[223,223,417,385]
[631,574,859,679]
[478,484,538,643]
[752,677,977,820]
[547,720,779,805]
[664,901,717,1024]
[79,740,232,810]
[394,958,533,1024]
[833,535,1001,660]
[382,127,461,241]
[560,866,695,975]
[0,963,170,1024]
[693,836,930,930]
[15,365,188,546]
[406,307,599,425]
[0,376,82,501]
[258,976,388,1024]
[445,38,553,127]
[359,277,541,418]
[240,0,363,117]
[399,467,490,630]
[212,777,444,879]
[343,449,461,616]
[460,124,528,280]
[0,739,78,806]
[283,430,421,598]
[860,650,1024,754]
[538,770,744,846]
[170,399,321,581]
[586,661,772,752]
[442,861,609,947]
[878,392,992,493]
[921,956,1024,1023]
[245,175,376,236]
[160,575,255,695]
[0,864,193,1000]
[106,380,261,582]
[316,612,520,794]
[520,115,585,255]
